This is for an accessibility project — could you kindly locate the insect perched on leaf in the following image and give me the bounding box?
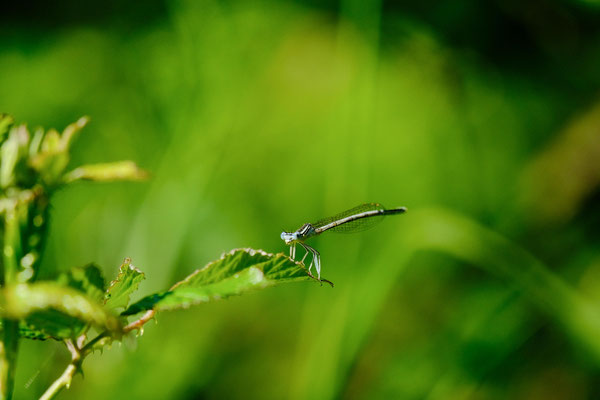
[280,203,407,280]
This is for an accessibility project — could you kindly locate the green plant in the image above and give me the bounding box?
[0,115,322,400]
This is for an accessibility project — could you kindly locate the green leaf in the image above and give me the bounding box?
[57,264,106,303]
[63,161,148,183]
[104,258,145,313]
[0,126,29,188]
[40,129,60,153]
[59,116,88,151]
[0,114,14,142]
[30,129,69,186]
[22,310,88,340]
[27,118,88,186]
[28,128,44,159]
[123,248,324,316]
[18,322,52,340]
[0,318,55,341]
[0,283,121,339]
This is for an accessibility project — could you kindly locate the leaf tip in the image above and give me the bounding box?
[77,116,90,128]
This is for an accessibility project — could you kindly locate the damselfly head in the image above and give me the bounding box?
[280,231,297,244]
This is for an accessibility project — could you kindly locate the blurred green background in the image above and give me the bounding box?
[3,0,600,398]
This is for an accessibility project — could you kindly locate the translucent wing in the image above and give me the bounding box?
[311,203,389,234]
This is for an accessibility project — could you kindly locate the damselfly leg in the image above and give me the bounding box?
[300,249,309,264]
[299,242,321,280]
[290,242,317,278]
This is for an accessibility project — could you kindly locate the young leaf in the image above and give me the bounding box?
[123,248,324,316]
[59,116,88,151]
[63,161,147,183]
[30,129,71,185]
[104,258,145,313]
[0,283,121,339]
[1,126,28,188]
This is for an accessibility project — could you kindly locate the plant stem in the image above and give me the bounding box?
[0,201,22,400]
[0,320,19,400]
[38,364,78,400]
[40,309,157,399]
[39,340,80,400]
[123,309,155,332]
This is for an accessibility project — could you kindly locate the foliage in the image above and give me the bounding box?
[123,248,324,315]
[2,1,600,399]
[0,116,321,399]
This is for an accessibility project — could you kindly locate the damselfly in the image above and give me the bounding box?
[280,203,407,280]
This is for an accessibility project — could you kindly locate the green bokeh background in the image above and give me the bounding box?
[3,0,600,398]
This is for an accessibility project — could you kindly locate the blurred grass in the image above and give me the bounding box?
[2,0,600,399]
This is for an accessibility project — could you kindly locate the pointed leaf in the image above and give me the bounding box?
[59,116,88,151]
[40,129,60,153]
[104,258,145,313]
[123,248,325,316]
[1,126,29,188]
[63,161,148,183]
[28,128,44,158]
[30,129,69,185]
